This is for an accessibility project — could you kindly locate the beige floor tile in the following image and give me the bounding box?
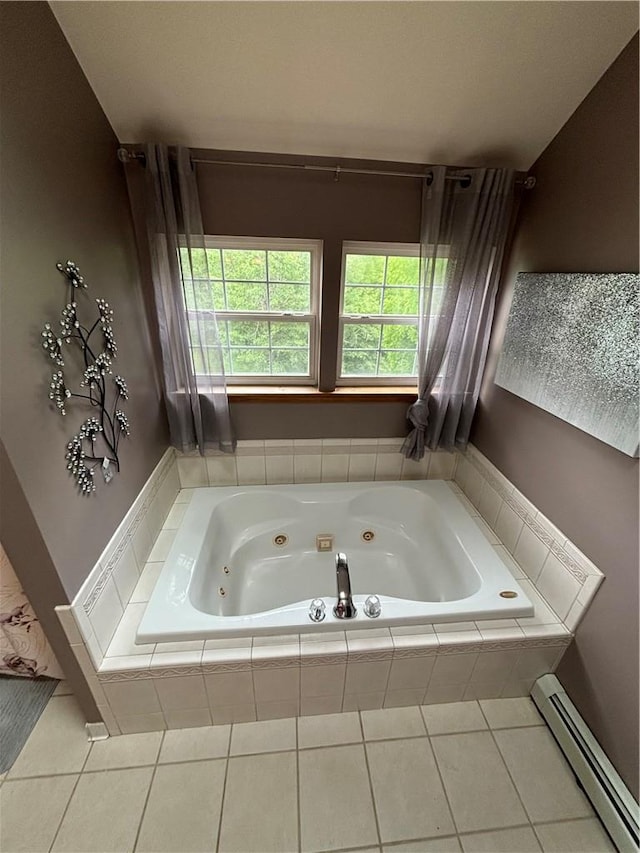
[383,838,461,852]
[534,818,615,852]
[9,696,90,778]
[299,744,378,852]
[460,826,541,852]
[219,751,297,852]
[53,681,74,696]
[84,731,163,771]
[136,760,226,852]
[493,727,593,823]
[367,738,455,843]
[361,706,426,740]
[298,711,362,748]
[52,767,153,852]
[229,716,296,755]
[479,697,544,729]
[421,701,487,735]
[159,724,230,763]
[431,731,528,833]
[0,775,77,852]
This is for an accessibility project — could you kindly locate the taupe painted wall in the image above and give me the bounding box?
[473,34,639,796]
[0,0,168,620]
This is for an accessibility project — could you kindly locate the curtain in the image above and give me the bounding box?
[402,166,515,459]
[143,144,235,454]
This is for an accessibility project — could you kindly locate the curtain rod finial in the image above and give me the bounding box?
[523,175,536,189]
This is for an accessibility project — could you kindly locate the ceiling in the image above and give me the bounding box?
[51,1,638,170]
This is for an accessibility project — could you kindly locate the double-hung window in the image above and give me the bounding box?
[181,237,321,384]
[338,242,422,384]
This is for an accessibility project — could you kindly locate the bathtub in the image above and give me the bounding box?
[137,480,533,643]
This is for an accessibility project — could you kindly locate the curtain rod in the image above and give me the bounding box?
[117,147,536,189]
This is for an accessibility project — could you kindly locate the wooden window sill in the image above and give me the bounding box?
[227,386,416,403]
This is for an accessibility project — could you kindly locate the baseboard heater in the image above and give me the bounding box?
[532,675,639,853]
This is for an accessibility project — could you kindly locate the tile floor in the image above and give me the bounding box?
[0,690,615,853]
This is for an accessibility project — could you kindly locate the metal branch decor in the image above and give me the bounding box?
[495,272,639,457]
[42,261,130,495]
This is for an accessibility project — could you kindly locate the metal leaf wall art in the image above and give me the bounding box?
[42,261,131,495]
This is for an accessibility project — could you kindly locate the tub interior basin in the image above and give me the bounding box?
[188,486,482,617]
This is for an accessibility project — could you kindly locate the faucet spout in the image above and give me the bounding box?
[334,552,356,619]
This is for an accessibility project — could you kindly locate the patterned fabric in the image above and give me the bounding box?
[0,544,63,679]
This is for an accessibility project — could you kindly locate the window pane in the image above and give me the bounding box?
[206,248,223,278]
[343,323,381,349]
[223,249,266,281]
[270,322,309,348]
[430,287,444,313]
[345,254,384,285]
[268,251,310,282]
[226,282,268,311]
[386,255,419,286]
[189,315,221,346]
[227,320,269,347]
[269,283,310,312]
[340,322,418,378]
[180,247,208,278]
[382,287,419,315]
[231,348,270,374]
[434,257,448,287]
[379,350,416,375]
[343,285,382,314]
[381,324,418,349]
[271,349,308,375]
[191,346,227,374]
[341,349,379,375]
[184,279,223,311]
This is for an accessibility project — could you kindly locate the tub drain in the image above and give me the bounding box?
[499,590,518,599]
[361,530,375,542]
[273,533,288,547]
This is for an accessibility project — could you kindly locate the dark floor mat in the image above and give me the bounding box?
[0,675,59,773]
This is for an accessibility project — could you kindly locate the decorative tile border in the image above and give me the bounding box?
[456,444,603,630]
[81,448,178,617]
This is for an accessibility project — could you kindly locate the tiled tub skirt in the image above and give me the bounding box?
[55,444,600,736]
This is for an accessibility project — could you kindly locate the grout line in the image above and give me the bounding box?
[425,731,460,837]
[296,713,302,853]
[47,728,94,851]
[485,725,535,827]
[214,739,231,853]
[358,712,383,850]
[131,753,160,851]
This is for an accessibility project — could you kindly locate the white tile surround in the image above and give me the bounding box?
[56,440,604,736]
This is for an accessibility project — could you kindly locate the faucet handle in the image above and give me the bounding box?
[309,598,326,623]
[364,595,382,618]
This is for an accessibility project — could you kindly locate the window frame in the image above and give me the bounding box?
[337,240,423,386]
[185,235,322,386]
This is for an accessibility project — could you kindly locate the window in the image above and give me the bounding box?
[338,242,448,385]
[338,243,417,384]
[180,237,321,384]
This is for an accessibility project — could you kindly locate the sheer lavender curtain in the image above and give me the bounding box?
[402,165,515,459]
[143,144,235,454]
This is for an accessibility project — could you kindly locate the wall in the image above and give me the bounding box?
[0,0,168,623]
[472,34,639,796]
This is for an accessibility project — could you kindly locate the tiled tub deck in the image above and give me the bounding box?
[56,442,604,736]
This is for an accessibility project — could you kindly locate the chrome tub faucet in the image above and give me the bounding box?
[333,552,356,619]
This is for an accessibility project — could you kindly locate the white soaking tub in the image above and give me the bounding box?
[137,480,533,643]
